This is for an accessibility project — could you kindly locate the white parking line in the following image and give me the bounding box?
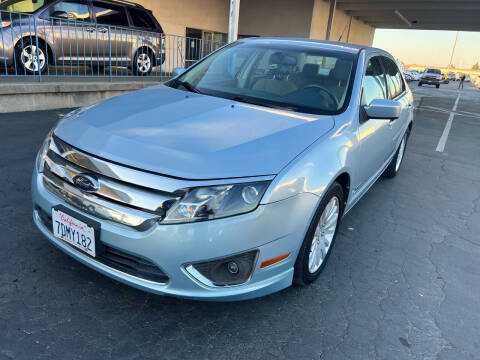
[436,92,461,152]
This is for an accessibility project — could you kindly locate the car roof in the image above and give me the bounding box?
[239,37,390,56]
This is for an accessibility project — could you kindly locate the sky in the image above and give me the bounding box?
[373,29,480,69]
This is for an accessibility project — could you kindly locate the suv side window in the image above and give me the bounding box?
[127,8,157,30]
[92,1,129,27]
[44,0,91,22]
[383,57,405,99]
[361,56,387,106]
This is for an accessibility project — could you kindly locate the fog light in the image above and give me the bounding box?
[186,250,258,286]
[227,261,239,275]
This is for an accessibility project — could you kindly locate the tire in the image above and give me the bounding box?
[383,129,409,178]
[418,82,422,86]
[436,84,440,88]
[134,49,154,76]
[15,38,48,75]
[293,182,344,286]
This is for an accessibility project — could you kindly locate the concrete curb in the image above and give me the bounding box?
[0,81,160,113]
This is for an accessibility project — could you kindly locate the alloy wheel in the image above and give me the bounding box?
[136,53,151,74]
[308,196,340,273]
[21,45,46,73]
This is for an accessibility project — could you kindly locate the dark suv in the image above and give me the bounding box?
[0,0,165,75]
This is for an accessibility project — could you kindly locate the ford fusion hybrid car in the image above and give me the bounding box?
[32,38,414,300]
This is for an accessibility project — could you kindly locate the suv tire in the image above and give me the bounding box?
[134,49,154,76]
[15,39,48,75]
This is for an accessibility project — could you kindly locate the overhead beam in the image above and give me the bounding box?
[337,1,480,11]
[373,23,480,31]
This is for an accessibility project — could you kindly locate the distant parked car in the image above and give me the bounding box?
[0,0,166,75]
[419,68,443,88]
[447,72,456,81]
[465,75,471,82]
[409,70,420,81]
[403,71,413,81]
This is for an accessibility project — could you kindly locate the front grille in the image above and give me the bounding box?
[35,207,169,284]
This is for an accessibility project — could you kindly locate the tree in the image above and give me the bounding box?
[472,62,479,70]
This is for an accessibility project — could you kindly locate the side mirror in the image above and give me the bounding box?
[363,99,401,120]
[51,11,69,19]
[172,67,186,77]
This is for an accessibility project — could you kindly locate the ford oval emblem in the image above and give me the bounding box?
[72,174,99,192]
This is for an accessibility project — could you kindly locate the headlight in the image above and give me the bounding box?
[163,182,270,224]
[36,129,53,173]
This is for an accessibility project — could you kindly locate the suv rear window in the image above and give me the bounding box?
[92,1,128,27]
[426,69,441,74]
[128,7,156,30]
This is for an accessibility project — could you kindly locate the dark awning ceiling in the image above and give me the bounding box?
[335,0,480,31]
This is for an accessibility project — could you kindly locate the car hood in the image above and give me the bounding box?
[54,85,334,180]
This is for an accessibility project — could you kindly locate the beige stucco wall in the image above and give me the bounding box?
[135,0,229,37]
[238,0,314,38]
[309,0,375,45]
[134,0,374,45]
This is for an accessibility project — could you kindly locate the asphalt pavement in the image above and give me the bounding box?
[1,81,479,360]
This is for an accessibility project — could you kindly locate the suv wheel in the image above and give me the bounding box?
[134,49,153,76]
[15,39,48,75]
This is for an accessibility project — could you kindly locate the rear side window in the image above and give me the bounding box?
[362,56,387,106]
[92,1,128,27]
[383,57,405,99]
[128,8,157,29]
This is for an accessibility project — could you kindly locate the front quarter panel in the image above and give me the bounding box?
[261,119,357,205]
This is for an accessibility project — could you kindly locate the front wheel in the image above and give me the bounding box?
[293,182,344,286]
[383,129,409,178]
[418,82,422,86]
[134,49,154,76]
[436,84,440,88]
[15,39,48,75]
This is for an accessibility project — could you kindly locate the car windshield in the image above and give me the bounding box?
[0,0,52,13]
[426,69,441,74]
[171,42,357,115]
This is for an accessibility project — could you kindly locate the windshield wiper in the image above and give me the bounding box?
[232,96,296,112]
[175,80,202,94]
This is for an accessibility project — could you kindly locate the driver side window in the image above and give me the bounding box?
[362,56,387,107]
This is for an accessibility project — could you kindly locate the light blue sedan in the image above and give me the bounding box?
[32,38,413,300]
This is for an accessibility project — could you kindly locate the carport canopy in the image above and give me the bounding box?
[334,0,480,31]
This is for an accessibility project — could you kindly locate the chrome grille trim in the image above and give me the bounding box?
[45,150,175,213]
[42,172,160,231]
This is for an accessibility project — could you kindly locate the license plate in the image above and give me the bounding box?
[52,207,97,257]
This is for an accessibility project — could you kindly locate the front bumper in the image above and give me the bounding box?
[420,77,441,85]
[32,169,319,301]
